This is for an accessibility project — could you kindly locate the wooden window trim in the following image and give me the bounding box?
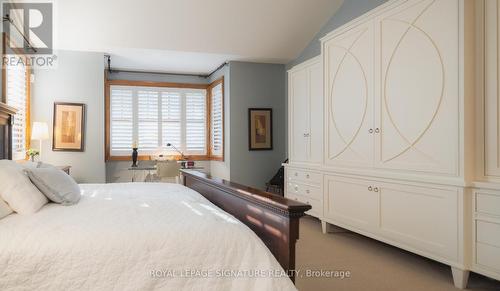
[105,78,223,162]
[2,32,31,159]
[207,77,224,161]
[106,155,211,162]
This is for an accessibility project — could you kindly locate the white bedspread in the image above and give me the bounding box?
[0,183,296,291]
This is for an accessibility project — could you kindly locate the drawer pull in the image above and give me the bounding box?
[306,174,310,178]
[294,173,298,177]
[306,189,310,194]
[374,187,379,193]
[368,186,373,191]
[294,186,298,191]
[294,198,298,201]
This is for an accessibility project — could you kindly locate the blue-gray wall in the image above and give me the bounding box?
[229,61,286,189]
[32,50,106,183]
[287,0,388,69]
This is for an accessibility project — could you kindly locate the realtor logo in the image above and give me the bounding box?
[2,2,53,55]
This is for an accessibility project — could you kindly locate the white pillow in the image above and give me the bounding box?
[0,199,13,219]
[24,167,81,205]
[0,160,48,214]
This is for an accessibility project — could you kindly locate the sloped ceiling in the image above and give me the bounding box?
[55,0,343,73]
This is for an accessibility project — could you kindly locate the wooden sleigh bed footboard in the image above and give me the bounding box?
[180,170,311,282]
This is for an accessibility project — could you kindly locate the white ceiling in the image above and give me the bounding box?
[54,0,343,74]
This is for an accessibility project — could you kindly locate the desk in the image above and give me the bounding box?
[128,166,156,182]
[128,165,204,182]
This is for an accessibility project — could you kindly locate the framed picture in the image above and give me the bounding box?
[248,108,272,150]
[53,102,86,152]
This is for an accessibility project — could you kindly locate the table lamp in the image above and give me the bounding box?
[31,122,49,160]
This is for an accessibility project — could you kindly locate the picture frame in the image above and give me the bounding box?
[248,108,273,151]
[52,102,86,152]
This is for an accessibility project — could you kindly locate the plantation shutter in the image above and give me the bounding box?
[108,85,211,158]
[137,89,159,151]
[161,91,181,153]
[6,63,28,161]
[110,87,133,156]
[210,83,223,158]
[185,91,206,154]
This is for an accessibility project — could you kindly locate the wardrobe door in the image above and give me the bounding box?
[308,61,324,164]
[289,69,309,163]
[324,22,374,168]
[375,0,459,175]
[484,0,500,178]
[378,181,459,261]
[324,175,379,233]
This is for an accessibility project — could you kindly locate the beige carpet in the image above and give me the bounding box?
[295,216,500,291]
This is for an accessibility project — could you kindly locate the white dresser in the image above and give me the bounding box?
[472,188,500,281]
[285,0,500,288]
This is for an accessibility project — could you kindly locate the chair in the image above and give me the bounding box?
[265,159,288,196]
[155,160,181,183]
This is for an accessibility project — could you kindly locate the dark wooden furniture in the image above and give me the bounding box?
[181,170,311,282]
[0,102,17,160]
[57,165,71,175]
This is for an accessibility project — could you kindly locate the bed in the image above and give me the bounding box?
[0,183,297,290]
[0,103,311,290]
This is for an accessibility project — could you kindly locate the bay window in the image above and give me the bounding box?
[106,79,223,161]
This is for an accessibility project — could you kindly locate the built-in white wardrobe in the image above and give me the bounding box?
[286,56,324,218]
[473,0,500,283]
[285,0,500,288]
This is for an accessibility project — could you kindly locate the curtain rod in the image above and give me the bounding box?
[206,62,228,78]
[2,15,37,53]
[105,55,228,79]
[110,68,207,78]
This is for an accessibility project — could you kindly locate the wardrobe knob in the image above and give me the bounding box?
[375,128,380,134]
[368,186,373,191]
[369,128,374,134]
[374,187,379,192]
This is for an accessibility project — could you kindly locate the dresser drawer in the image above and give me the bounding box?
[287,182,321,200]
[286,192,321,217]
[477,242,500,272]
[287,168,322,185]
[476,192,500,217]
[477,220,500,248]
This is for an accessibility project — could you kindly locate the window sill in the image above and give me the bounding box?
[106,155,214,162]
